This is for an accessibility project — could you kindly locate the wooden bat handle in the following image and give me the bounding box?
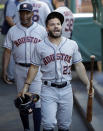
[87,55,95,122]
[89,55,95,94]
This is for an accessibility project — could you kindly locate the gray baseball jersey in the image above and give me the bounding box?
[4,22,46,63]
[55,7,74,38]
[3,22,47,94]
[31,36,82,82]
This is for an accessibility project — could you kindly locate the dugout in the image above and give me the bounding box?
[66,0,102,70]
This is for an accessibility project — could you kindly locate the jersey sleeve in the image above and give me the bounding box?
[3,29,13,50]
[72,41,82,64]
[31,44,41,66]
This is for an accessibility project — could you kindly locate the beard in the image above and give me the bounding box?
[48,30,62,38]
[21,19,31,24]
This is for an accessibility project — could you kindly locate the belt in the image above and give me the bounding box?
[44,81,67,88]
[16,62,31,67]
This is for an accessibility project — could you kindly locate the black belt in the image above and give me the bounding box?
[44,81,67,88]
[16,62,31,67]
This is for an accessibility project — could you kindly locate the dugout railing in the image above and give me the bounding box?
[91,0,103,70]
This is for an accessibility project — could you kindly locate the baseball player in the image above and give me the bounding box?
[21,12,90,131]
[28,0,51,27]
[2,0,50,84]
[2,2,47,131]
[52,0,74,39]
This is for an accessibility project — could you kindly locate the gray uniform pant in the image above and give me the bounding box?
[41,84,73,130]
[15,64,42,108]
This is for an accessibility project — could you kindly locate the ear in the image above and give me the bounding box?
[52,0,55,4]
[31,11,34,17]
[46,26,49,33]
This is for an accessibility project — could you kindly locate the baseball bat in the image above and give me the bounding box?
[86,55,95,122]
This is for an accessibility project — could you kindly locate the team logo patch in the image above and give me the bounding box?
[23,4,27,8]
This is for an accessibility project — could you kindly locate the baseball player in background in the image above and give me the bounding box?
[52,0,74,39]
[2,2,47,131]
[2,0,50,84]
[21,12,90,131]
[29,0,51,27]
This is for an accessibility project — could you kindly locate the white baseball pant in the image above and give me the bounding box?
[41,84,73,130]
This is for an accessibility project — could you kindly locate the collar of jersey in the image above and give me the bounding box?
[45,36,67,50]
[17,22,38,31]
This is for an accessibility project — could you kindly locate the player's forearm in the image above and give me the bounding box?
[25,64,39,84]
[23,64,39,93]
[3,49,11,74]
[6,16,15,27]
[75,62,90,86]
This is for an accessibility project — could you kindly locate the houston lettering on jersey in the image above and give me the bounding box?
[14,36,41,47]
[64,11,73,17]
[43,53,72,65]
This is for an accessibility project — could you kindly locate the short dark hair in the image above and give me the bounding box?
[45,12,64,26]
